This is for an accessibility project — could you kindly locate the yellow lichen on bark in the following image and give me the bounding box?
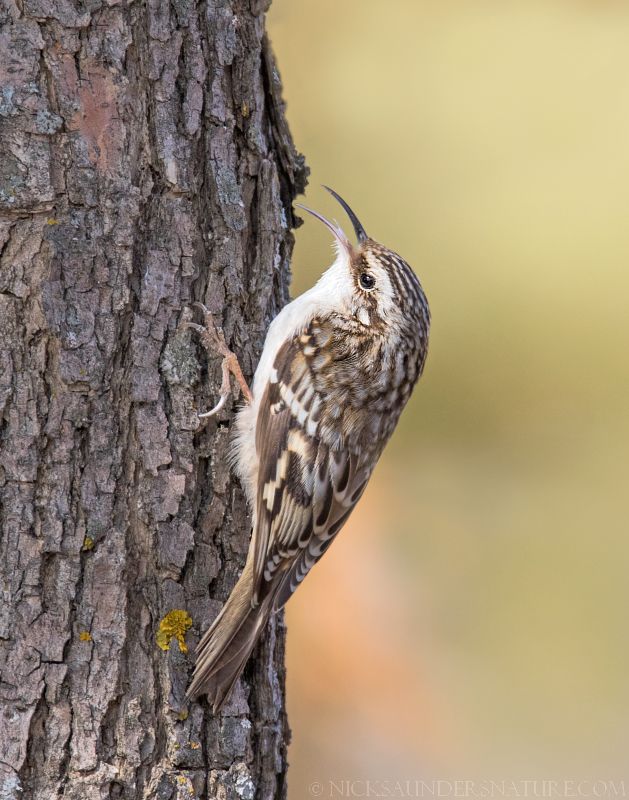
[156,610,193,653]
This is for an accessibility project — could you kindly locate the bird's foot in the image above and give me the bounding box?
[181,302,253,418]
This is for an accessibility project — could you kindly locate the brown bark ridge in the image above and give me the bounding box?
[0,0,307,796]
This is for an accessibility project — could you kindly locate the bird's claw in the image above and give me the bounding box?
[181,303,253,419]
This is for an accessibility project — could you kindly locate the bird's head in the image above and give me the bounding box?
[296,187,429,336]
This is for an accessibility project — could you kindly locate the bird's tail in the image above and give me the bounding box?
[186,560,272,712]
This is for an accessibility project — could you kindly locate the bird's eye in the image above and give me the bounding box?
[359,272,376,290]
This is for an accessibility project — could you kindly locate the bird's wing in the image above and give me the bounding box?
[251,319,372,608]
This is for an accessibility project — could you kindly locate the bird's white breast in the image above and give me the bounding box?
[231,249,353,505]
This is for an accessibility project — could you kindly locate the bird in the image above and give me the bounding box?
[183,187,430,711]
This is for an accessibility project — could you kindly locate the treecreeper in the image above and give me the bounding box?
[184,187,430,711]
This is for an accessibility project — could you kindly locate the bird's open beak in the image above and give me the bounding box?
[295,186,369,252]
[294,203,351,253]
[322,186,368,243]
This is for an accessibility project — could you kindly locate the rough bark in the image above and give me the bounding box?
[0,0,306,797]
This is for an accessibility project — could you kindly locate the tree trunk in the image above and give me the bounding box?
[0,0,306,796]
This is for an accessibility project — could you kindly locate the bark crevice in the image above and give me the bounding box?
[0,1,307,797]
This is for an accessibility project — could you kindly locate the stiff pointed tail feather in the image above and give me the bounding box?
[186,561,272,712]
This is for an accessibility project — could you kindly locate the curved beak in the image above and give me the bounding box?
[295,187,369,252]
[323,186,368,243]
[294,203,352,253]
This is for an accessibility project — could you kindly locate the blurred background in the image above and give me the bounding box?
[267,0,629,793]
